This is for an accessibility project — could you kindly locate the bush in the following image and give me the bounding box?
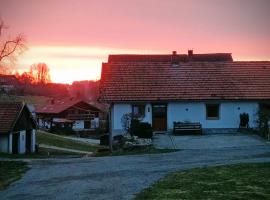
[100,134,109,145]
[239,113,249,128]
[50,126,75,135]
[257,106,270,139]
[121,113,132,135]
[130,119,153,138]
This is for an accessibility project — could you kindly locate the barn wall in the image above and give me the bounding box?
[167,102,259,130]
[0,134,9,153]
[18,130,26,154]
[31,129,36,152]
[9,133,12,153]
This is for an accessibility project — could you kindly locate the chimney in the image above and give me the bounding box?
[171,50,179,66]
[188,50,193,57]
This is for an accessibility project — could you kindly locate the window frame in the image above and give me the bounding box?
[132,104,146,118]
[206,103,220,120]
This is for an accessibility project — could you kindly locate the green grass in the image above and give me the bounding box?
[135,163,270,200]
[0,161,29,190]
[37,130,99,152]
[95,146,176,157]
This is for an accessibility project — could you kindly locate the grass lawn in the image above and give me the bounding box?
[95,146,176,157]
[0,161,28,190]
[37,130,99,152]
[135,163,270,200]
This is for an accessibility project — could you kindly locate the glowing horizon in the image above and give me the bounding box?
[1,0,270,84]
[16,46,164,84]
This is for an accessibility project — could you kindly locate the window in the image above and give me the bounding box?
[206,104,220,119]
[132,105,145,118]
[84,120,91,129]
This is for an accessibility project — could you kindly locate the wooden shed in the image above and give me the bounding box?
[0,102,37,154]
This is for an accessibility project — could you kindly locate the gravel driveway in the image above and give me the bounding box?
[1,134,270,200]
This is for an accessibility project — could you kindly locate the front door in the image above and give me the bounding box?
[152,104,167,131]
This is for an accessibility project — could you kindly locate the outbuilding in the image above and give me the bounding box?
[0,102,37,154]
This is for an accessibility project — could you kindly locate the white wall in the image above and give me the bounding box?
[112,103,152,135]
[18,130,26,154]
[0,134,9,153]
[141,103,152,124]
[73,120,84,130]
[111,101,259,135]
[38,119,51,129]
[167,102,259,129]
[31,129,36,153]
[112,104,131,135]
[91,118,99,128]
[9,133,12,153]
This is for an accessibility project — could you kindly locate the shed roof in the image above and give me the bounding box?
[0,102,35,134]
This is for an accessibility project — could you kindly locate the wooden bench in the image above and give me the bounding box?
[173,122,202,135]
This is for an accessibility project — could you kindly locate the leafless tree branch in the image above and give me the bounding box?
[0,19,26,67]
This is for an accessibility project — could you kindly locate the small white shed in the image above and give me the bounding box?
[0,102,37,154]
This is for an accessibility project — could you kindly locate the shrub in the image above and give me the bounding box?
[121,113,132,135]
[130,119,153,138]
[239,113,249,128]
[257,106,270,139]
[50,126,75,135]
[100,134,109,145]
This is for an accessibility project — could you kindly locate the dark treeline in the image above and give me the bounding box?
[1,74,100,100]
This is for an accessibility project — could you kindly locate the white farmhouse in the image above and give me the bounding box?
[99,51,270,136]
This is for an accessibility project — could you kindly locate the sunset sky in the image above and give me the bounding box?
[1,0,270,83]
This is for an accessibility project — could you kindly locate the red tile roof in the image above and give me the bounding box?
[108,53,233,63]
[36,98,101,114]
[99,59,270,102]
[0,74,19,85]
[0,102,24,134]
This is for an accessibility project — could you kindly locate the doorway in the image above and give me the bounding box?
[12,132,19,154]
[152,104,167,131]
[26,130,32,153]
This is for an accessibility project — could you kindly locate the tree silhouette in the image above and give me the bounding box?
[30,63,51,84]
[0,19,26,73]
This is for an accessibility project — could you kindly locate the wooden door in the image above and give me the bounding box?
[12,132,19,154]
[152,104,167,131]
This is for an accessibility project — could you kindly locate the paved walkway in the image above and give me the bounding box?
[153,132,268,150]
[62,136,100,145]
[1,134,270,200]
[39,144,93,155]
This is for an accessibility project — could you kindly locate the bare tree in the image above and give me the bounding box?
[0,19,26,72]
[30,63,51,84]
